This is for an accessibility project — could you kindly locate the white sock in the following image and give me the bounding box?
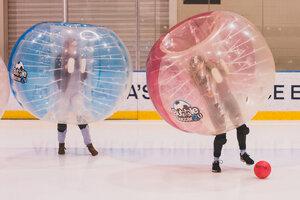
[240,149,246,155]
[80,125,92,146]
[214,157,219,162]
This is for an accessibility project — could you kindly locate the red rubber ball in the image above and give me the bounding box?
[254,161,271,179]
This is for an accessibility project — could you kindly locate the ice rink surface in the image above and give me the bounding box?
[0,120,299,200]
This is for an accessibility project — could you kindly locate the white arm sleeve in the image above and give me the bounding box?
[211,68,223,83]
[67,58,75,73]
[80,59,86,73]
[220,59,230,74]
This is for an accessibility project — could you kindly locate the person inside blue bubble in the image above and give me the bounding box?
[54,37,98,156]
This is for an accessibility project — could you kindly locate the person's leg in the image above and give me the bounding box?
[72,94,87,124]
[78,124,91,145]
[56,95,70,123]
[57,123,67,155]
[212,133,227,172]
[203,96,226,132]
[222,89,242,127]
[237,124,254,165]
[236,124,248,150]
[78,124,98,156]
[214,133,227,158]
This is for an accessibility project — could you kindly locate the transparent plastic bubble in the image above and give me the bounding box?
[147,11,275,135]
[9,22,132,124]
[0,57,10,117]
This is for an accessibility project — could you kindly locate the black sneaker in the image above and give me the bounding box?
[240,152,254,165]
[212,160,221,173]
[58,143,66,155]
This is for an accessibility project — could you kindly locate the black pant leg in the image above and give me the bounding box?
[78,124,87,130]
[213,133,227,158]
[236,124,249,150]
[57,123,67,132]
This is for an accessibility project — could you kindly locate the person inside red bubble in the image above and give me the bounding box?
[189,56,254,173]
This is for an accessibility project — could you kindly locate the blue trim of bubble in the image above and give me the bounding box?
[8,23,42,107]
[42,22,102,28]
[8,22,105,107]
[8,22,131,121]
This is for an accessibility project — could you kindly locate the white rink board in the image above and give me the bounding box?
[5,72,300,112]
